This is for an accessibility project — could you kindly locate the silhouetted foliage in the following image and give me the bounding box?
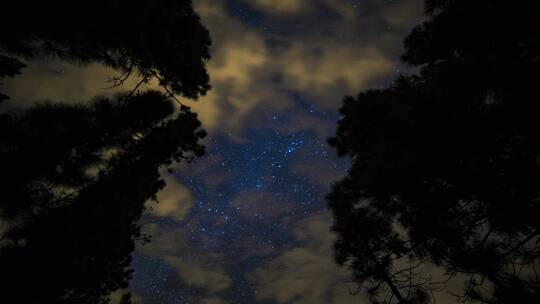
[329,1,540,303]
[0,55,26,102]
[0,93,205,303]
[0,1,210,303]
[0,0,211,101]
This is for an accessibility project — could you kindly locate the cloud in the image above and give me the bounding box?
[279,43,394,108]
[145,171,194,221]
[178,154,230,187]
[200,297,226,304]
[247,212,474,304]
[138,223,232,296]
[245,0,355,19]
[210,34,268,86]
[0,59,149,106]
[200,32,277,139]
[192,0,403,139]
[193,0,294,140]
[162,255,231,294]
[383,0,424,29]
[248,213,360,304]
[109,290,143,304]
[249,0,307,14]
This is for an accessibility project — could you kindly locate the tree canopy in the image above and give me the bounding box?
[328,1,540,303]
[0,93,205,303]
[0,0,211,101]
[0,1,210,303]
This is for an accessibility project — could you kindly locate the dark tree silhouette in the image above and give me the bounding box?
[0,55,25,102]
[328,1,540,303]
[0,0,211,101]
[0,93,205,303]
[0,1,210,303]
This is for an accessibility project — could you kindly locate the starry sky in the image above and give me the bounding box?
[2,1,424,303]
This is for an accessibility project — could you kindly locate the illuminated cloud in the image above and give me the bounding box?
[248,213,360,304]
[279,43,394,108]
[109,290,143,304]
[383,0,424,28]
[177,154,230,187]
[193,0,293,140]
[210,34,268,86]
[246,0,354,19]
[139,224,232,296]
[192,0,404,139]
[247,213,473,304]
[249,0,307,14]
[245,0,399,22]
[162,256,231,294]
[0,60,146,105]
[200,297,226,304]
[146,171,194,221]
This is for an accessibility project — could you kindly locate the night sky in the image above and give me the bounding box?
[3,1,423,303]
